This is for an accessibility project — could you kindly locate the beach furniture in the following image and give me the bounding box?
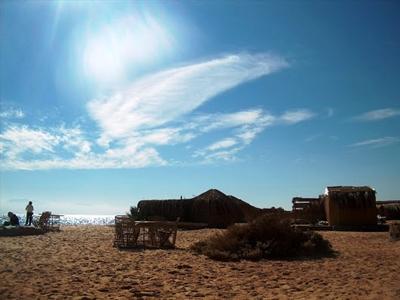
[134,219,178,248]
[48,214,62,231]
[113,216,178,249]
[1,212,61,236]
[33,211,62,232]
[113,215,140,248]
[34,211,52,231]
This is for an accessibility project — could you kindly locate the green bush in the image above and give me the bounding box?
[191,214,333,261]
[127,206,144,221]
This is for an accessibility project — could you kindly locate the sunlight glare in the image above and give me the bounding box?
[82,14,175,85]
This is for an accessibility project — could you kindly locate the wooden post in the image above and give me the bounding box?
[389,222,400,241]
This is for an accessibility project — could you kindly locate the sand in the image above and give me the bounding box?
[0,226,399,299]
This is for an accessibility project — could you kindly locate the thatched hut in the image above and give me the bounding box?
[292,197,326,224]
[137,189,262,228]
[323,186,377,226]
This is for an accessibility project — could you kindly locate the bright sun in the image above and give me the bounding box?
[82,14,174,85]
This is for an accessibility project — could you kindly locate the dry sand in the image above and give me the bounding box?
[0,226,399,299]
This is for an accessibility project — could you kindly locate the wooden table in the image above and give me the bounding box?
[49,214,63,231]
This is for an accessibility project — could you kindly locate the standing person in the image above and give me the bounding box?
[25,201,34,226]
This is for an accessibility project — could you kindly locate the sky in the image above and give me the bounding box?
[0,0,399,215]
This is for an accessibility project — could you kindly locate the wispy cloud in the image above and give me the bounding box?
[0,124,166,170]
[1,54,319,170]
[196,109,275,132]
[189,109,272,161]
[304,134,322,143]
[0,125,60,159]
[207,138,238,151]
[353,108,400,122]
[326,107,334,118]
[0,106,315,169]
[0,108,25,119]
[279,109,315,124]
[349,136,400,148]
[0,125,95,160]
[87,53,288,146]
[199,147,242,163]
[193,108,315,163]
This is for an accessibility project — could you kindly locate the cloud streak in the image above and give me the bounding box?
[279,109,315,124]
[193,109,314,163]
[0,107,315,170]
[87,53,288,145]
[0,108,25,119]
[353,108,400,122]
[349,136,400,148]
[1,54,317,170]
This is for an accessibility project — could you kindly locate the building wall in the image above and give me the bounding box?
[292,197,326,223]
[137,197,256,228]
[324,194,377,226]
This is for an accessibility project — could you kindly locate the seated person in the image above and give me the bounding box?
[3,212,20,226]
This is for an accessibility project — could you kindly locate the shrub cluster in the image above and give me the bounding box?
[127,206,144,221]
[191,214,333,261]
[378,204,400,220]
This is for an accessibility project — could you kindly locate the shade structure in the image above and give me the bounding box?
[137,189,262,228]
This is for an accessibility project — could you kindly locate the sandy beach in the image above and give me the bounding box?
[0,226,399,299]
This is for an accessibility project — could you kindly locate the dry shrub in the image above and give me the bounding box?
[378,204,400,220]
[191,214,333,261]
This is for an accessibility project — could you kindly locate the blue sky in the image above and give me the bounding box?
[1,0,399,215]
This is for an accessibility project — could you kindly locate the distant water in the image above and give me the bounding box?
[60,214,115,225]
[0,214,116,226]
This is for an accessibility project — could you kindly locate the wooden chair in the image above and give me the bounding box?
[34,211,52,232]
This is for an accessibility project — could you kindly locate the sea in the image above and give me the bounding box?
[0,214,116,226]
